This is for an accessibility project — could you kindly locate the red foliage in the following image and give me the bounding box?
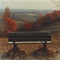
[24,21,32,31]
[3,17,17,33]
[44,10,60,23]
[35,14,44,30]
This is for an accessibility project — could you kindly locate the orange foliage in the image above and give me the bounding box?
[24,21,32,31]
[36,15,43,25]
[3,17,17,33]
[35,14,44,30]
[45,10,60,21]
[2,7,17,34]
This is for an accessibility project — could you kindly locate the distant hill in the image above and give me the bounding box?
[0,9,53,22]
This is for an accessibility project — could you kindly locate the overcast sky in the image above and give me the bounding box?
[0,0,60,10]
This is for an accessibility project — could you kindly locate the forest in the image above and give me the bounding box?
[0,7,60,37]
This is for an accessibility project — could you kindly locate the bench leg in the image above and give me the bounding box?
[31,41,47,57]
[43,43,47,51]
[1,43,26,59]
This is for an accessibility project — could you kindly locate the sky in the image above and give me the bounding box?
[0,0,60,10]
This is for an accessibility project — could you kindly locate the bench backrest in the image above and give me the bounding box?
[8,31,52,44]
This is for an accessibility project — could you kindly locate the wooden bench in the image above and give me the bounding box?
[7,31,52,58]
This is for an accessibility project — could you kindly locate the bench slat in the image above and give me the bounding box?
[8,31,52,44]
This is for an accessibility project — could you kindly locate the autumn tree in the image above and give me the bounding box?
[3,7,17,34]
[52,10,60,22]
[40,10,60,28]
[4,7,11,17]
[35,14,44,30]
[23,21,32,31]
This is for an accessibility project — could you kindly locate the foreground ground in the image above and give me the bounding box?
[0,32,60,60]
